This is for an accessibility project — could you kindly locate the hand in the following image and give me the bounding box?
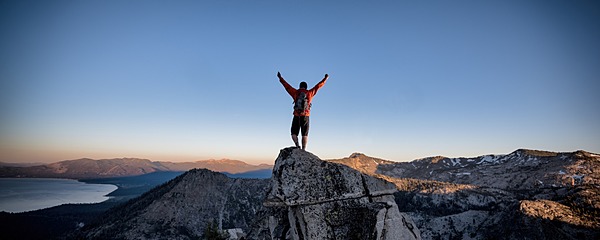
[277,72,282,78]
[324,74,329,79]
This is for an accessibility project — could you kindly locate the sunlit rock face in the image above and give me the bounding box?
[329,150,600,240]
[248,147,421,240]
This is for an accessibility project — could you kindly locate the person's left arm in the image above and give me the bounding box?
[309,74,329,96]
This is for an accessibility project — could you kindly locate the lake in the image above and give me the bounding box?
[0,178,118,213]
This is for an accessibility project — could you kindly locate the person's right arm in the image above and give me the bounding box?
[278,72,297,98]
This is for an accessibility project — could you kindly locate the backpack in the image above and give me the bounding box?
[294,91,310,112]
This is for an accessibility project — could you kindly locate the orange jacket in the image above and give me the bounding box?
[279,76,327,116]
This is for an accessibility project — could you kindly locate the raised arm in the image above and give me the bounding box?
[309,73,329,95]
[278,72,297,98]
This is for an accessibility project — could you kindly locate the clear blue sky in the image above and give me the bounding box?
[1,0,599,164]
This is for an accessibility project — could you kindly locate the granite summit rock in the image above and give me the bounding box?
[248,147,421,240]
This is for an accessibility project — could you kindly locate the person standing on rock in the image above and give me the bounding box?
[278,71,328,150]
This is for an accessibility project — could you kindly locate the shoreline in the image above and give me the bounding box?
[0,178,118,213]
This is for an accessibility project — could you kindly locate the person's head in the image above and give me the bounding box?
[299,82,308,89]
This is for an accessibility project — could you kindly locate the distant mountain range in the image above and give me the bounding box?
[74,148,599,239]
[0,161,45,167]
[0,158,273,179]
[332,149,599,190]
[410,149,595,188]
[328,149,600,239]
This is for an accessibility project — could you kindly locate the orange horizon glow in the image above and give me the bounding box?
[0,146,276,165]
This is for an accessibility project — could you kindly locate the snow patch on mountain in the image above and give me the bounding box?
[477,155,498,165]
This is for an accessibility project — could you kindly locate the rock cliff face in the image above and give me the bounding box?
[248,147,421,240]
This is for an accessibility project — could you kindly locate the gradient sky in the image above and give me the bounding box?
[1,0,599,164]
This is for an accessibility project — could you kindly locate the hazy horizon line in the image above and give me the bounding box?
[2,147,596,166]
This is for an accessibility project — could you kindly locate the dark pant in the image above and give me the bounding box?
[291,116,310,136]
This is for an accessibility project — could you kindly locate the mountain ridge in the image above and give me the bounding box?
[77,168,270,239]
[3,148,593,180]
[375,149,599,190]
[327,149,600,239]
[0,157,273,179]
[406,148,594,163]
[0,161,46,167]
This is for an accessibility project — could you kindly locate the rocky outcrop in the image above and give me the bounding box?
[248,147,420,240]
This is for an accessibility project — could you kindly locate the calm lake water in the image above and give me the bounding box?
[0,178,117,213]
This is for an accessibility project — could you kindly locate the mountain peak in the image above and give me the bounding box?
[512,149,559,157]
[79,168,269,239]
[200,159,247,164]
[327,152,396,175]
[249,147,421,239]
[349,152,366,158]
